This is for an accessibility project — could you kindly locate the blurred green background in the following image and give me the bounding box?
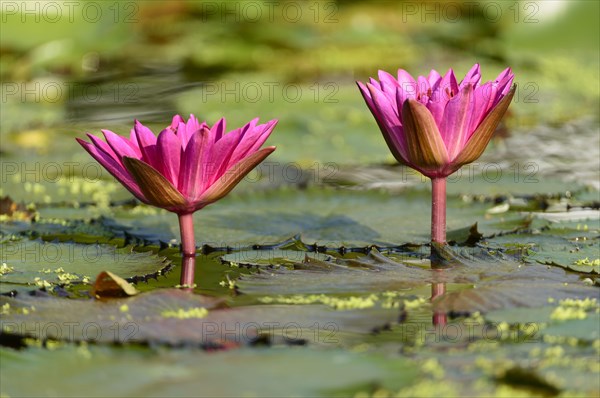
[0,0,598,205]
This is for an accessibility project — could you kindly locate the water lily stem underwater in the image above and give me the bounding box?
[431,282,447,326]
[431,178,447,244]
[178,213,196,286]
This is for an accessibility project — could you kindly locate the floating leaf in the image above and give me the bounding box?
[0,240,171,288]
[541,315,600,341]
[237,244,528,296]
[0,345,419,397]
[103,188,527,246]
[0,289,399,346]
[92,271,140,298]
[433,264,597,314]
[410,340,600,396]
[221,250,331,268]
[530,239,600,274]
[236,245,598,315]
[528,210,600,223]
[485,297,600,342]
[236,249,432,296]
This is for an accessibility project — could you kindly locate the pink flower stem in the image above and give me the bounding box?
[178,213,196,287]
[431,177,447,245]
[431,281,447,326]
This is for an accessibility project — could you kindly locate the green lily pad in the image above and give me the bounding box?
[236,248,432,296]
[541,314,600,341]
[484,233,600,274]
[412,340,600,396]
[528,210,600,223]
[103,187,529,247]
[221,250,331,268]
[0,344,419,397]
[530,239,600,274]
[0,239,171,287]
[485,299,600,342]
[485,306,556,325]
[237,244,527,295]
[0,217,117,244]
[529,218,600,240]
[0,289,399,346]
[233,245,597,315]
[432,263,597,314]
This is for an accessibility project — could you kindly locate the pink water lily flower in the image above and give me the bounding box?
[357,63,514,179]
[357,64,515,245]
[77,115,277,286]
[77,115,276,214]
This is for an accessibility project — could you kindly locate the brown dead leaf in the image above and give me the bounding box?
[92,271,140,299]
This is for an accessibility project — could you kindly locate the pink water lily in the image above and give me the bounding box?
[357,64,515,244]
[357,63,515,178]
[77,115,277,286]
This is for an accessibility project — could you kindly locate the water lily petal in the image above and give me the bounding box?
[494,69,515,103]
[197,146,276,208]
[368,84,410,162]
[206,128,245,186]
[357,81,375,110]
[401,99,448,169]
[460,64,481,88]
[76,138,147,202]
[122,157,186,209]
[85,133,120,163]
[439,84,474,160]
[417,76,430,103]
[451,85,516,168]
[134,120,159,166]
[170,115,185,130]
[377,70,400,94]
[357,82,409,164]
[227,119,276,169]
[176,115,204,148]
[102,129,140,160]
[434,68,459,100]
[368,83,400,123]
[210,117,226,142]
[178,126,212,199]
[397,69,417,98]
[427,69,442,88]
[467,82,497,136]
[156,129,182,187]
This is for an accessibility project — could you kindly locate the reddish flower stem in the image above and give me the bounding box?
[430,282,447,326]
[178,213,196,287]
[431,177,447,244]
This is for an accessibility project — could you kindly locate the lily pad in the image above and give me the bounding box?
[237,244,523,296]
[221,250,331,268]
[484,233,600,273]
[102,188,528,246]
[0,239,171,287]
[409,340,600,396]
[541,315,600,341]
[0,344,419,397]
[236,245,598,315]
[0,289,399,346]
[484,299,600,341]
[529,238,599,274]
[432,263,597,314]
[0,217,117,244]
[526,217,600,241]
